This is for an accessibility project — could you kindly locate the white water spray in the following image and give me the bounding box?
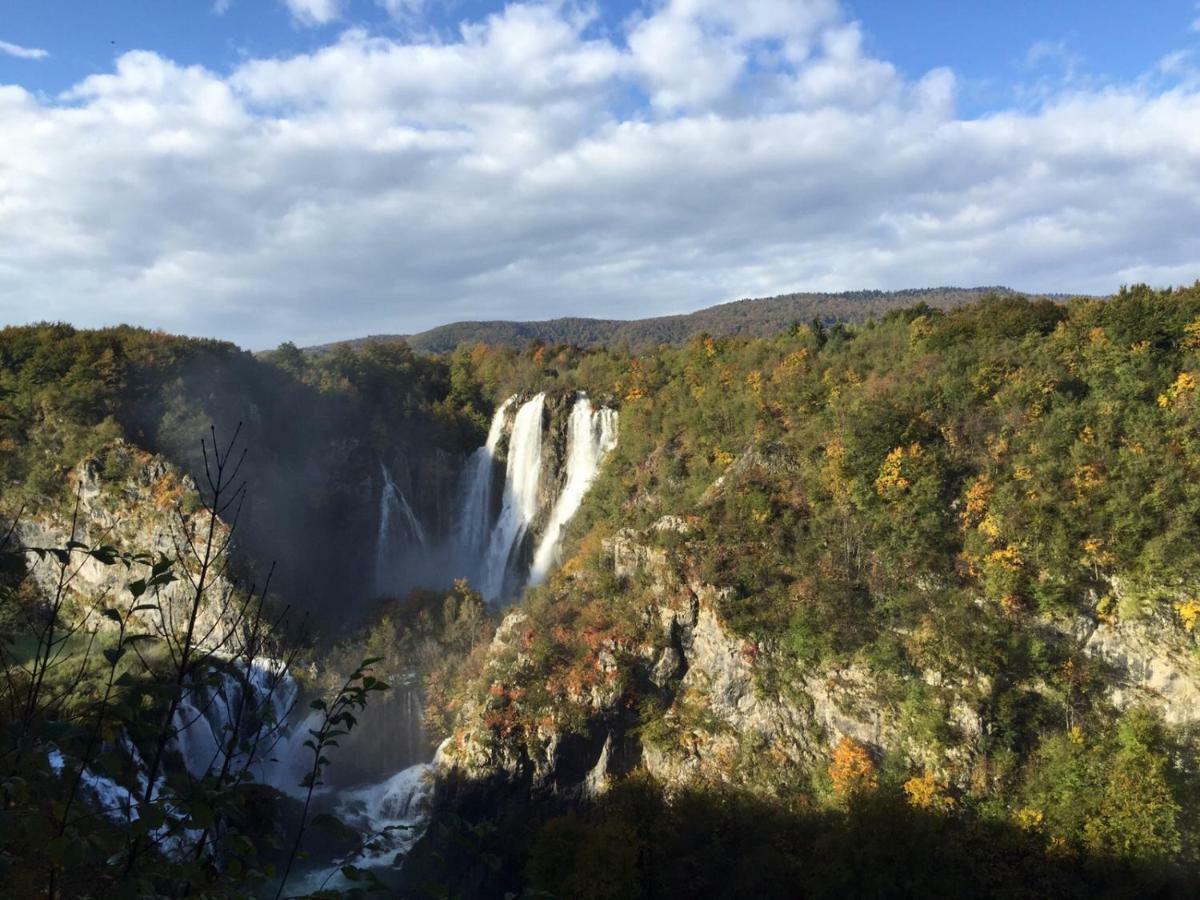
[479,393,546,601]
[529,393,618,585]
[455,397,514,570]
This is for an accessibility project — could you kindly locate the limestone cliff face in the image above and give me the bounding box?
[11,441,238,641]
[1076,609,1200,726]
[432,519,1200,811]
[434,518,961,803]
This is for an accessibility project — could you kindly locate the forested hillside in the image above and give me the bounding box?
[415,284,1200,897]
[0,325,482,626]
[5,285,1200,897]
[310,286,1038,354]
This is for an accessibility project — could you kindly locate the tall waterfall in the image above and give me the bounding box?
[529,393,618,585]
[456,397,514,568]
[479,393,547,601]
[373,391,618,603]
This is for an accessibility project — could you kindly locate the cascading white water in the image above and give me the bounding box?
[455,398,514,575]
[171,657,298,781]
[446,391,620,601]
[478,393,547,601]
[529,393,619,585]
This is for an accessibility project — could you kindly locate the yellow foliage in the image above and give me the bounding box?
[828,737,877,798]
[1183,319,1200,350]
[745,369,763,394]
[1000,593,1025,616]
[822,438,851,502]
[1160,371,1198,408]
[903,771,953,812]
[1175,599,1200,633]
[1015,807,1045,832]
[978,513,1002,542]
[874,443,924,497]
[624,384,646,402]
[960,476,992,526]
[777,349,809,377]
[713,449,735,469]
[1080,537,1115,569]
[1072,463,1104,492]
[987,545,1023,572]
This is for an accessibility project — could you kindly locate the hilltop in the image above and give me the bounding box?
[308,286,1054,354]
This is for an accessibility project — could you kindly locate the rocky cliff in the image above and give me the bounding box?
[10,440,240,642]
[416,444,1200,893]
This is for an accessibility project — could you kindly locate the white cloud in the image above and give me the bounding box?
[0,39,49,60]
[213,0,233,15]
[283,0,343,27]
[377,0,428,19]
[0,1,1198,348]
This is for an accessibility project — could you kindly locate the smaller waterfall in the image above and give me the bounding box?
[170,657,299,783]
[479,393,547,601]
[375,464,427,594]
[379,464,427,549]
[529,393,618,585]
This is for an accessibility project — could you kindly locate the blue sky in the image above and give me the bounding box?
[2,1,1200,347]
[5,1,1197,108]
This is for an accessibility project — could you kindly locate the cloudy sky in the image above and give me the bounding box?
[2,1,1200,349]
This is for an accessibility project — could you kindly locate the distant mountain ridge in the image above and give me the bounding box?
[310,286,1062,354]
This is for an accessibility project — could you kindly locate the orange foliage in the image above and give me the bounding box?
[828,737,877,798]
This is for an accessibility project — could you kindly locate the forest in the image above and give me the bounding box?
[2,284,1200,897]
[310,286,1030,355]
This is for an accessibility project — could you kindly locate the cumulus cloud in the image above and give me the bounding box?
[0,39,49,60]
[0,0,1198,348]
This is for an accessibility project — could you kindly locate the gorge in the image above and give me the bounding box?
[6,287,1200,897]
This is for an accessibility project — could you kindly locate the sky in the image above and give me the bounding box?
[1,1,1199,349]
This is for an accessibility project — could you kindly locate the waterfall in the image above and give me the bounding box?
[529,393,618,585]
[373,391,617,602]
[478,393,546,601]
[455,398,514,571]
[375,464,427,594]
[169,657,299,783]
